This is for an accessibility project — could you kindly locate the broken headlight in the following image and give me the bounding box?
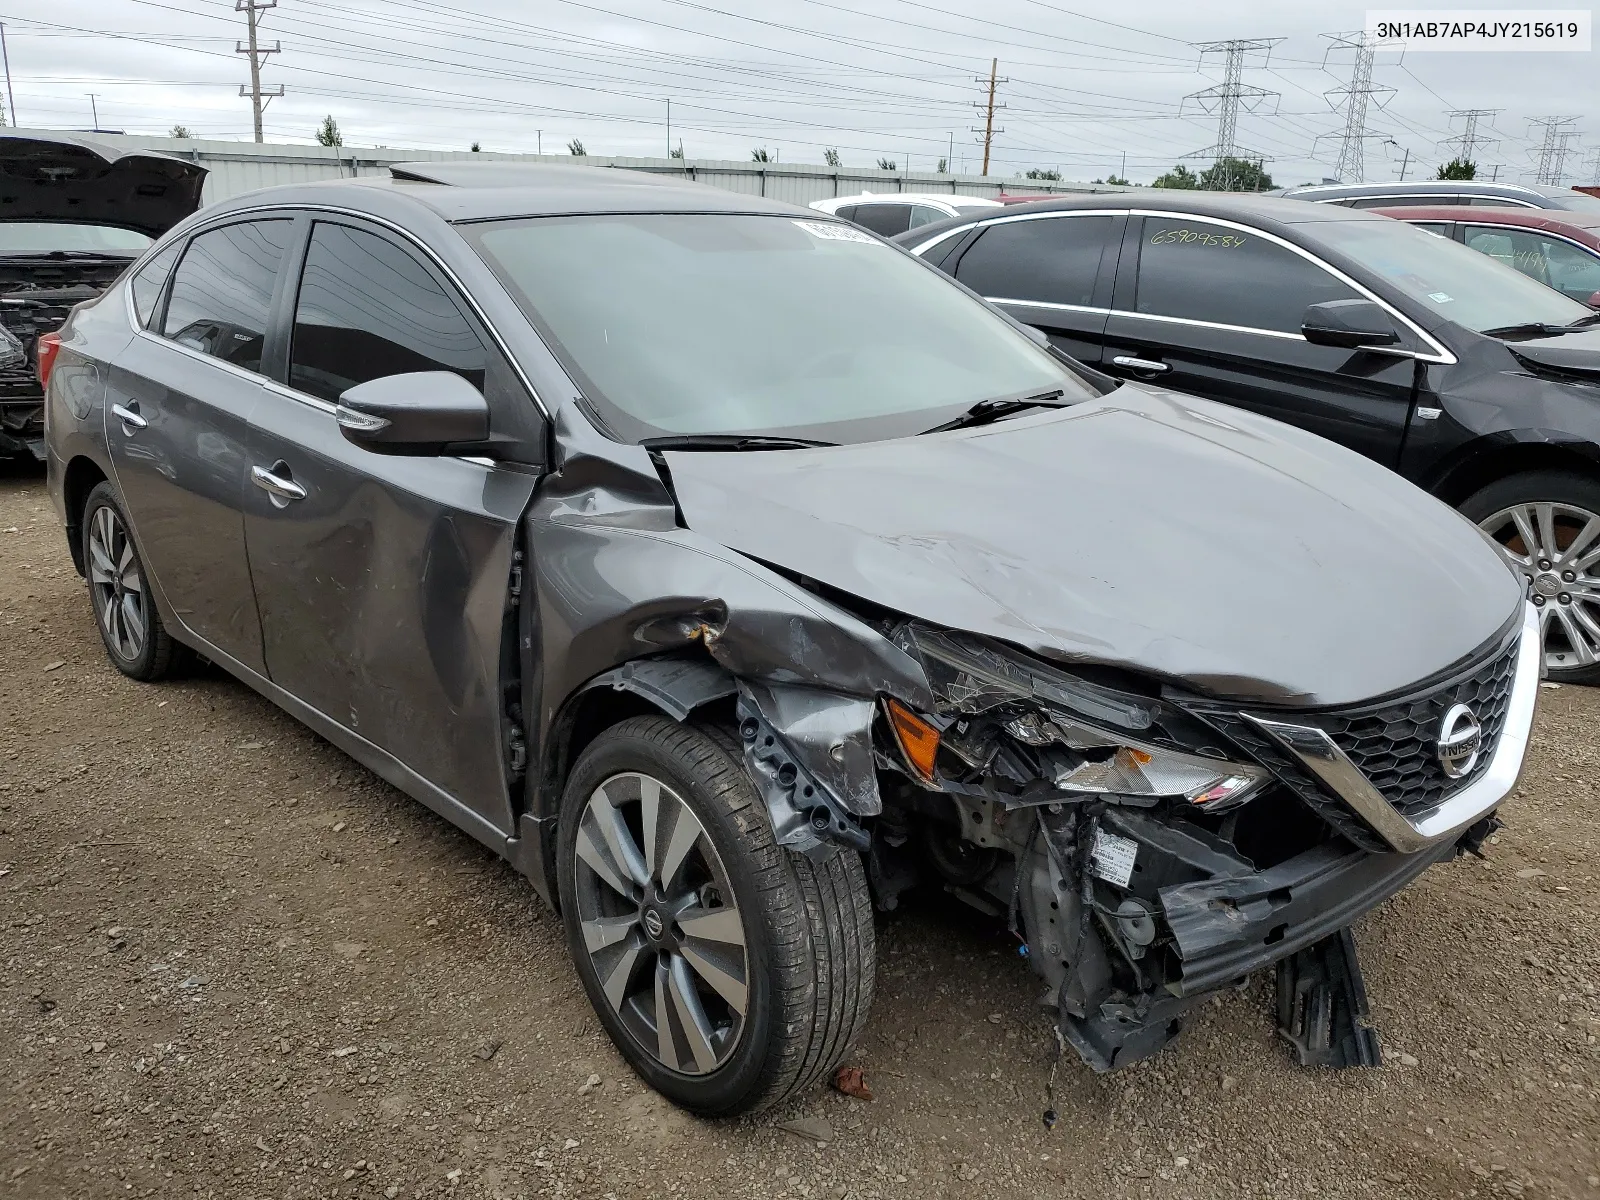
[892,623,1268,812]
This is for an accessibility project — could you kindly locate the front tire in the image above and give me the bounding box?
[556,716,874,1116]
[1462,469,1600,684]
[81,482,181,682]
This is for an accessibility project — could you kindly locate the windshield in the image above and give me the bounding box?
[464,213,1087,444]
[1315,218,1593,334]
[0,222,151,257]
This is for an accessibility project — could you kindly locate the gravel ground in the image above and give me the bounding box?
[2,457,1598,1200]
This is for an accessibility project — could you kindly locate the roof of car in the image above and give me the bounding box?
[1274,180,1555,200]
[907,189,1392,230]
[1371,205,1600,242]
[201,163,810,223]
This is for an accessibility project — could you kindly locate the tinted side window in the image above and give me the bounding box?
[851,204,913,237]
[1349,195,1439,208]
[832,205,858,223]
[1409,222,1453,238]
[289,222,486,404]
[956,216,1113,307]
[162,220,293,372]
[1134,221,1359,333]
[130,241,182,329]
[908,204,949,229]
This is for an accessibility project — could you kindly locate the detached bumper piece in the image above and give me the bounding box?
[1275,927,1382,1068]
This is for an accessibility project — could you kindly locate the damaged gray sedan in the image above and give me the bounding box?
[43,163,1537,1115]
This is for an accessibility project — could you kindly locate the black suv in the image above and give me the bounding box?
[899,193,1600,682]
[0,133,205,458]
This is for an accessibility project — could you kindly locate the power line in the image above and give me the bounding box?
[1528,115,1581,184]
[1317,31,1395,183]
[1438,109,1499,165]
[234,0,281,143]
[1180,38,1282,187]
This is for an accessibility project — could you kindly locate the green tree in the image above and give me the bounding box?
[1025,167,1062,181]
[1437,157,1476,180]
[1152,164,1199,189]
[169,124,193,139]
[823,147,841,167]
[877,157,897,170]
[669,142,684,160]
[936,157,948,174]
[751,147,771,162]
[315,115,343,147]
[470,141,480,152]
[568,138,586,156]
[1198,157,1273,191]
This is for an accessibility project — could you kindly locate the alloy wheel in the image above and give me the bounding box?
[1479,500,1600,672]
[571,771,750,1076]
[87,504,147,662]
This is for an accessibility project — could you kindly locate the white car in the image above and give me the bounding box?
[808,192,1002,238]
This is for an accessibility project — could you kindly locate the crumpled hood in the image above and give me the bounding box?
[0,133,206,237]
[664,386,1523,708]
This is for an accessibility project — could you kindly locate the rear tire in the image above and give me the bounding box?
[81,482,181,682]
[1461,469,1600,684]
[556,715,874,1116]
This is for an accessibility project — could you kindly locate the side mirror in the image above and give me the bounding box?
[1301,299,1403,349]
[335,371,490,455]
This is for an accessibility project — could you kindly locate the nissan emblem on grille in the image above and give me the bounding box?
[1436,703,1483,780]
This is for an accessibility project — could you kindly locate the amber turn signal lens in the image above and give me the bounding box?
[886,698,941,784]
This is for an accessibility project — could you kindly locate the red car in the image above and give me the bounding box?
[1374,205,1600,307]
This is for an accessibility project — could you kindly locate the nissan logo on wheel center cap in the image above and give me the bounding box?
[1436,703,1483,780]
[641,908,665,940]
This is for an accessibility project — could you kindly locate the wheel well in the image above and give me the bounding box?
[538,683,736,821]
[1429,442,1600,508]
[61,456,108,576]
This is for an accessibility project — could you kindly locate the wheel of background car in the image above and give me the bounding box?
[1461,470,1600,684]
[81,482,183,681]
[555,715,874,1116]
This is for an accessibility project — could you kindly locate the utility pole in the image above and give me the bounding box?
[665,100,670,159]
[537,130,542,155]
[1438,108,1500,167]
[1528,116,1581,185]
[1317,31,1396,184]
[970,58,1005,176]
[87,93,98,130]
[1181,38,1282,191]
[0,24,16,127]
[235,0,283,144]
[1384,139,1411,180]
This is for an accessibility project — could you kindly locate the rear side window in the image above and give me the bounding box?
[1133,220,1358,334]
[832,205,858,223]
[1349,195,1438,209]
[289,222,486,404]
[908,204,949,229]
[162,219,293,373]
[1409,222,1453,238]
[955,215,1113,308]
[129,241,182,329]
[851,204,913,237]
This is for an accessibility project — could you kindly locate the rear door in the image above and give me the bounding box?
[948,211,1121,364]
[105,217,294,672]
[1101,214,1419,466]
[241,216,541,837]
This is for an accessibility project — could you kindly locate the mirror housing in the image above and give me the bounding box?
[336,371,491,455]
[1301,299,1403,349]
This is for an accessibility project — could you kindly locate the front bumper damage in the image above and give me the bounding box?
[727,605,1538,1077]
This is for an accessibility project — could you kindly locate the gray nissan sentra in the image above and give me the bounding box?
[43,162,1536,1115]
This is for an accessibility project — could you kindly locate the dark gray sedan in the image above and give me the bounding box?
[44,163,1535,1114]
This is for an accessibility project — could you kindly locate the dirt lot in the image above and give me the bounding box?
[2,458,1598,1200]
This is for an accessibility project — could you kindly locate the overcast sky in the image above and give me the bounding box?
[0,0,1593,185]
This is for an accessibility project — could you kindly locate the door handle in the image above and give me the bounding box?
[1111,355,1171,375]
[250,463,307,504]
[111,402,147,431]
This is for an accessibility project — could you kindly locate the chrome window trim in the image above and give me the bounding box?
[1121,209,1457,365]
[123,201,552,422]
[131,326,276,390]
[986,298,1110,317]
[1246,603,1539,855]
[1294,181,1543,200]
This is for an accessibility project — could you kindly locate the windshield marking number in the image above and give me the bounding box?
[793,220,879,244]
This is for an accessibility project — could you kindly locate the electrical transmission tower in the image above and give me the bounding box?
[1583,146,1600,186]
[236,0,284,144]
[970,58,1006,176]
[1179,39,1282,191]
[1438,109,1500,166]
[1527,116,1581,184]
[1317,31,1396,183]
